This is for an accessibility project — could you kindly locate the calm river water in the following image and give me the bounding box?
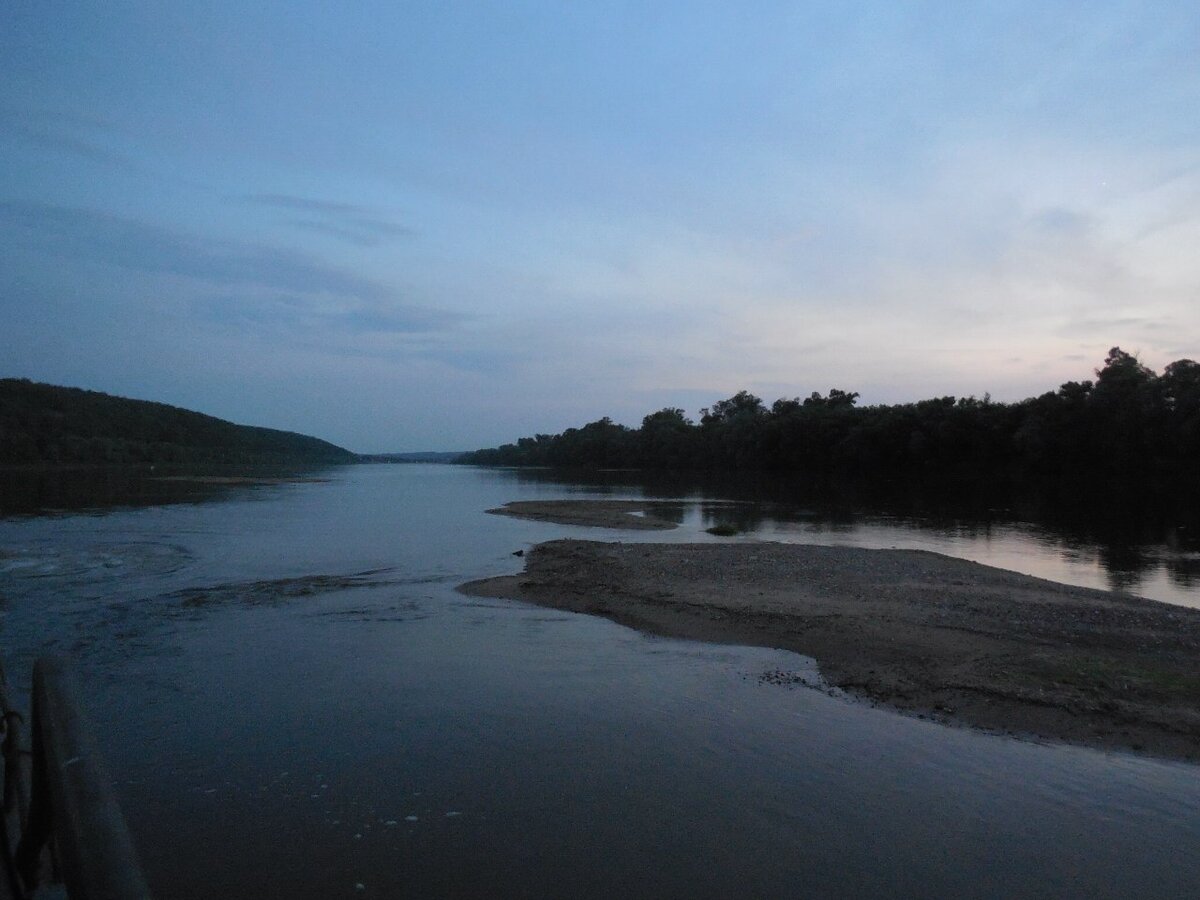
[0,463,1198,898]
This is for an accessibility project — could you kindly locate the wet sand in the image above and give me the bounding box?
[462,538,1200,762]
[486,499,685,530]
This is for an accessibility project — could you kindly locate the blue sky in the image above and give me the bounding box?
[2,1,1198,451]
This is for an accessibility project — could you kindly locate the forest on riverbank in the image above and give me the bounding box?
[0,379,355,465]
[460,348,1200,491]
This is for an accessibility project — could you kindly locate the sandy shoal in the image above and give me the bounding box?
[461,537,1200,762]
[485,499,684,530]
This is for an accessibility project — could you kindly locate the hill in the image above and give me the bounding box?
[0,379,356,466]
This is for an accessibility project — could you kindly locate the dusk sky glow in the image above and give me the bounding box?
[3,2,1198,451]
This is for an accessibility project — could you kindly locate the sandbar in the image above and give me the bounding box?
[461,538,1200,762]
[486,499,684,530]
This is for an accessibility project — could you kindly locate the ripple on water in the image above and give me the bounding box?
[0,540,193,584]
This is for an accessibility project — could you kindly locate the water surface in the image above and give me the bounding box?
[1,464,1198,898]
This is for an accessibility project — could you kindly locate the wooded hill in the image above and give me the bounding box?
[459,348,1200,491]
[0,379,355,465]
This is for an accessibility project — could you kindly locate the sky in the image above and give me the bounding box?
[2,1,1198,452]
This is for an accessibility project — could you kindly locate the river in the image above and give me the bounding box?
[1,463,1198,898]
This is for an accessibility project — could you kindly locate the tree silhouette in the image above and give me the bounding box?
[459,349,1200,496]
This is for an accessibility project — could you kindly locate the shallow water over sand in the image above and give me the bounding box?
[1,464,1198,898]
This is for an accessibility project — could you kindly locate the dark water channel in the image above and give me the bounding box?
[1,464,1198,898]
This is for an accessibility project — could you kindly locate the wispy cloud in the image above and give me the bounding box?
[0,104,115,131]
[193,292,455,340]
[287,218,413,247]
[0,105,132,168]
[240,193,367,215]
[7,125,131,167]
[0,199,454,335]
[238,192,414,246]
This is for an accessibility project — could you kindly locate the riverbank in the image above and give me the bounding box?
[461,538,1200,762]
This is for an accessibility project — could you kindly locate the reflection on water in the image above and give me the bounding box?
[0,463,338,518]
[0,539,193,582]
[1,464,1199,898]
[503,467,1200,607]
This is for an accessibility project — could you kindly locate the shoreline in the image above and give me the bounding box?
[461,538,1200,762]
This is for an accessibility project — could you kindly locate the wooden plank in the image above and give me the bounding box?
[0,660,30,899]
[26,657,151,900]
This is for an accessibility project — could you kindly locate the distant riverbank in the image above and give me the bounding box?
[462,529,1200,762]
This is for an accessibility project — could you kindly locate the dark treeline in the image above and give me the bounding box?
[0,379,355,465]
[459,348,1200,490]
